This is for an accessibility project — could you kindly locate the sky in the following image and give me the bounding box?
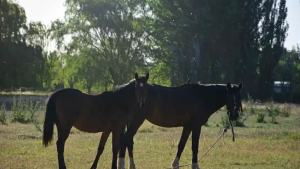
[18,0,300,51]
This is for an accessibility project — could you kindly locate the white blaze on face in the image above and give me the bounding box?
[233,95,237,111]
[139,83,144,107]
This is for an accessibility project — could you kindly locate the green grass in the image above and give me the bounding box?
[0,103,300,169]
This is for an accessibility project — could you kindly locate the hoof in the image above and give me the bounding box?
[129,157,136,169]
[118,158,125,169]
[171,157,180,169]
[59,165,67,169]
[191,163,200,169]
[90,164,97,169]
[129,164,136,169]
[117,165,126,169]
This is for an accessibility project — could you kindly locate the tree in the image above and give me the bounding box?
[0,0,45,90]
[50,0,152,92]
[257,0,288,100]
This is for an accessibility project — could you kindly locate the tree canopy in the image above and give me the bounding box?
[1,0,299,102]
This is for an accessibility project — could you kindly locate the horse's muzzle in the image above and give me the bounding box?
[228,106,239,121]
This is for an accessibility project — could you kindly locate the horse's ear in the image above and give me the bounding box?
[238,82,243,91]
[135,72,139,80]
[145,73,149,81]
[226,82,232,90]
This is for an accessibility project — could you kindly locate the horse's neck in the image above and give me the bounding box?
[114,83,135,101]
[206,93,227,117]
[194,86,227,117]
[98,83,135,103]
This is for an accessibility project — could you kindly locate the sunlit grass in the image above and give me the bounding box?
[0,104,300,169]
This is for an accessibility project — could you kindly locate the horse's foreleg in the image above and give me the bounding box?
[128,143,136,169]
[56,128,71,169]
[91,131,111,169]
[125,123,136,169]
[172,127,192,169]
[118,134,134,169]
[112,127,122,169]
[118,118,145,169]
[191,127,201,169]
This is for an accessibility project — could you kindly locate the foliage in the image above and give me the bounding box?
[11,96,27,123]
[0,0,46,90]
[0,103,7,125]
[10,96,41,124]
[265,100,281,124]
[278,104,291,117]
[233,110,249,127]
[256,111,266,123]
[48,0,154,92]
[26,100,41,123]
[220,114,229,128]
[0,0,297,103]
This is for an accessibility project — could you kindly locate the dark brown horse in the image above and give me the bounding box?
[42,73,149,169]
[118,82,243,169]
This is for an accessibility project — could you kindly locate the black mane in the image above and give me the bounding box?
[112,79,136,92]
[98,79,136,104]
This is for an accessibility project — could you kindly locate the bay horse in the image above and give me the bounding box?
[118,82,243,169]
[42,72,149,169]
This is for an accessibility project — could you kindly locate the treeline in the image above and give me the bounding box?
[0,0,300,102]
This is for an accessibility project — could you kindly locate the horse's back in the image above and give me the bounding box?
[53,88,92,129]
[145,84,202,127]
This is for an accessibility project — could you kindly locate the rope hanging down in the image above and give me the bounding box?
[165,121,235,169]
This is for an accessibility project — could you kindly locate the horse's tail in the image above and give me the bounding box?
[43,92,57,147]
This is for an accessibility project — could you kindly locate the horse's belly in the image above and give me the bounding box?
[73,114,111,133]
[147,113,191,127]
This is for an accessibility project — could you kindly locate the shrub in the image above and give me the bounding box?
[265,100,280,124]
[279,103,291,117]
[11,96,28,123]
[256,111,266,123]
[220,113,229,128]
[0,103,7,125]
[11,96,42,124]
[26,100,41,123]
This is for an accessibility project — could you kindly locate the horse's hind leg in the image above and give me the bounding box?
[90,131,111,169]
[191,127,201,169]
[56,127,71,169]
[172,126,192,169]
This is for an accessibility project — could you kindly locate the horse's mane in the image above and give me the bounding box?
[112,79,135,92]
[183,82,242,95]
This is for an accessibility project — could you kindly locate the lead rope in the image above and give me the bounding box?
[165,120,235,169]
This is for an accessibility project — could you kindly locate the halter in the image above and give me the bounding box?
[226,96,243,142]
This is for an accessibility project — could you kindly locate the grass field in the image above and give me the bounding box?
[0,103,300,169]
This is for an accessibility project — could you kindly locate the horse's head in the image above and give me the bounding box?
[134,72,149,107]
[226,82,243,121]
